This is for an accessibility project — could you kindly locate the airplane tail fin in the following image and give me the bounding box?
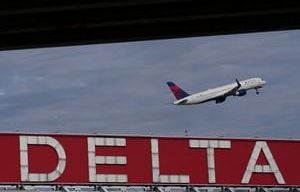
[166,82,190,100]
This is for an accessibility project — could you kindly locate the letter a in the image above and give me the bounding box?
[242,141,285,184]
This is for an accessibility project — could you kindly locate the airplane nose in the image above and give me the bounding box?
[262,80,266,85]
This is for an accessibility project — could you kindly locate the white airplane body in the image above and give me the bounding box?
[167,78,266,105]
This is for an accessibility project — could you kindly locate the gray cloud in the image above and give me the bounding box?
[0,30,299,138]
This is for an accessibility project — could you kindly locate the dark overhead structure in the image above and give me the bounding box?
[1,0,300,50]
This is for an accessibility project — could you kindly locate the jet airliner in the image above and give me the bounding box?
[167,78,266,105]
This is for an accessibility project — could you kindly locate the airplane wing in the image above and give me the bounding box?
[209,79,241,101]
[223,78,241,96]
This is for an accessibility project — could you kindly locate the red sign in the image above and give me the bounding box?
[0,133,299,185]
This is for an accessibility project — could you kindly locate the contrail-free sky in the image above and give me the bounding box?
[0,30,299,138]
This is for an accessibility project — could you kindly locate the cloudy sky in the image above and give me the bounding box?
[0,30,299,138]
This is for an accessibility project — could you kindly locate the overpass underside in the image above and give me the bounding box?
[1,0,300,50]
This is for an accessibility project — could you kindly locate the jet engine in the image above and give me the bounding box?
[234,89,247,96]
[216,96,226,103]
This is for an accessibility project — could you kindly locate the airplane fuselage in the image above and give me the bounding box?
[173,78,266,105]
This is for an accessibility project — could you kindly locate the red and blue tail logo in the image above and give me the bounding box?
[167,82,190,100]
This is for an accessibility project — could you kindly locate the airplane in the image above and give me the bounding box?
[166,77,266,105]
